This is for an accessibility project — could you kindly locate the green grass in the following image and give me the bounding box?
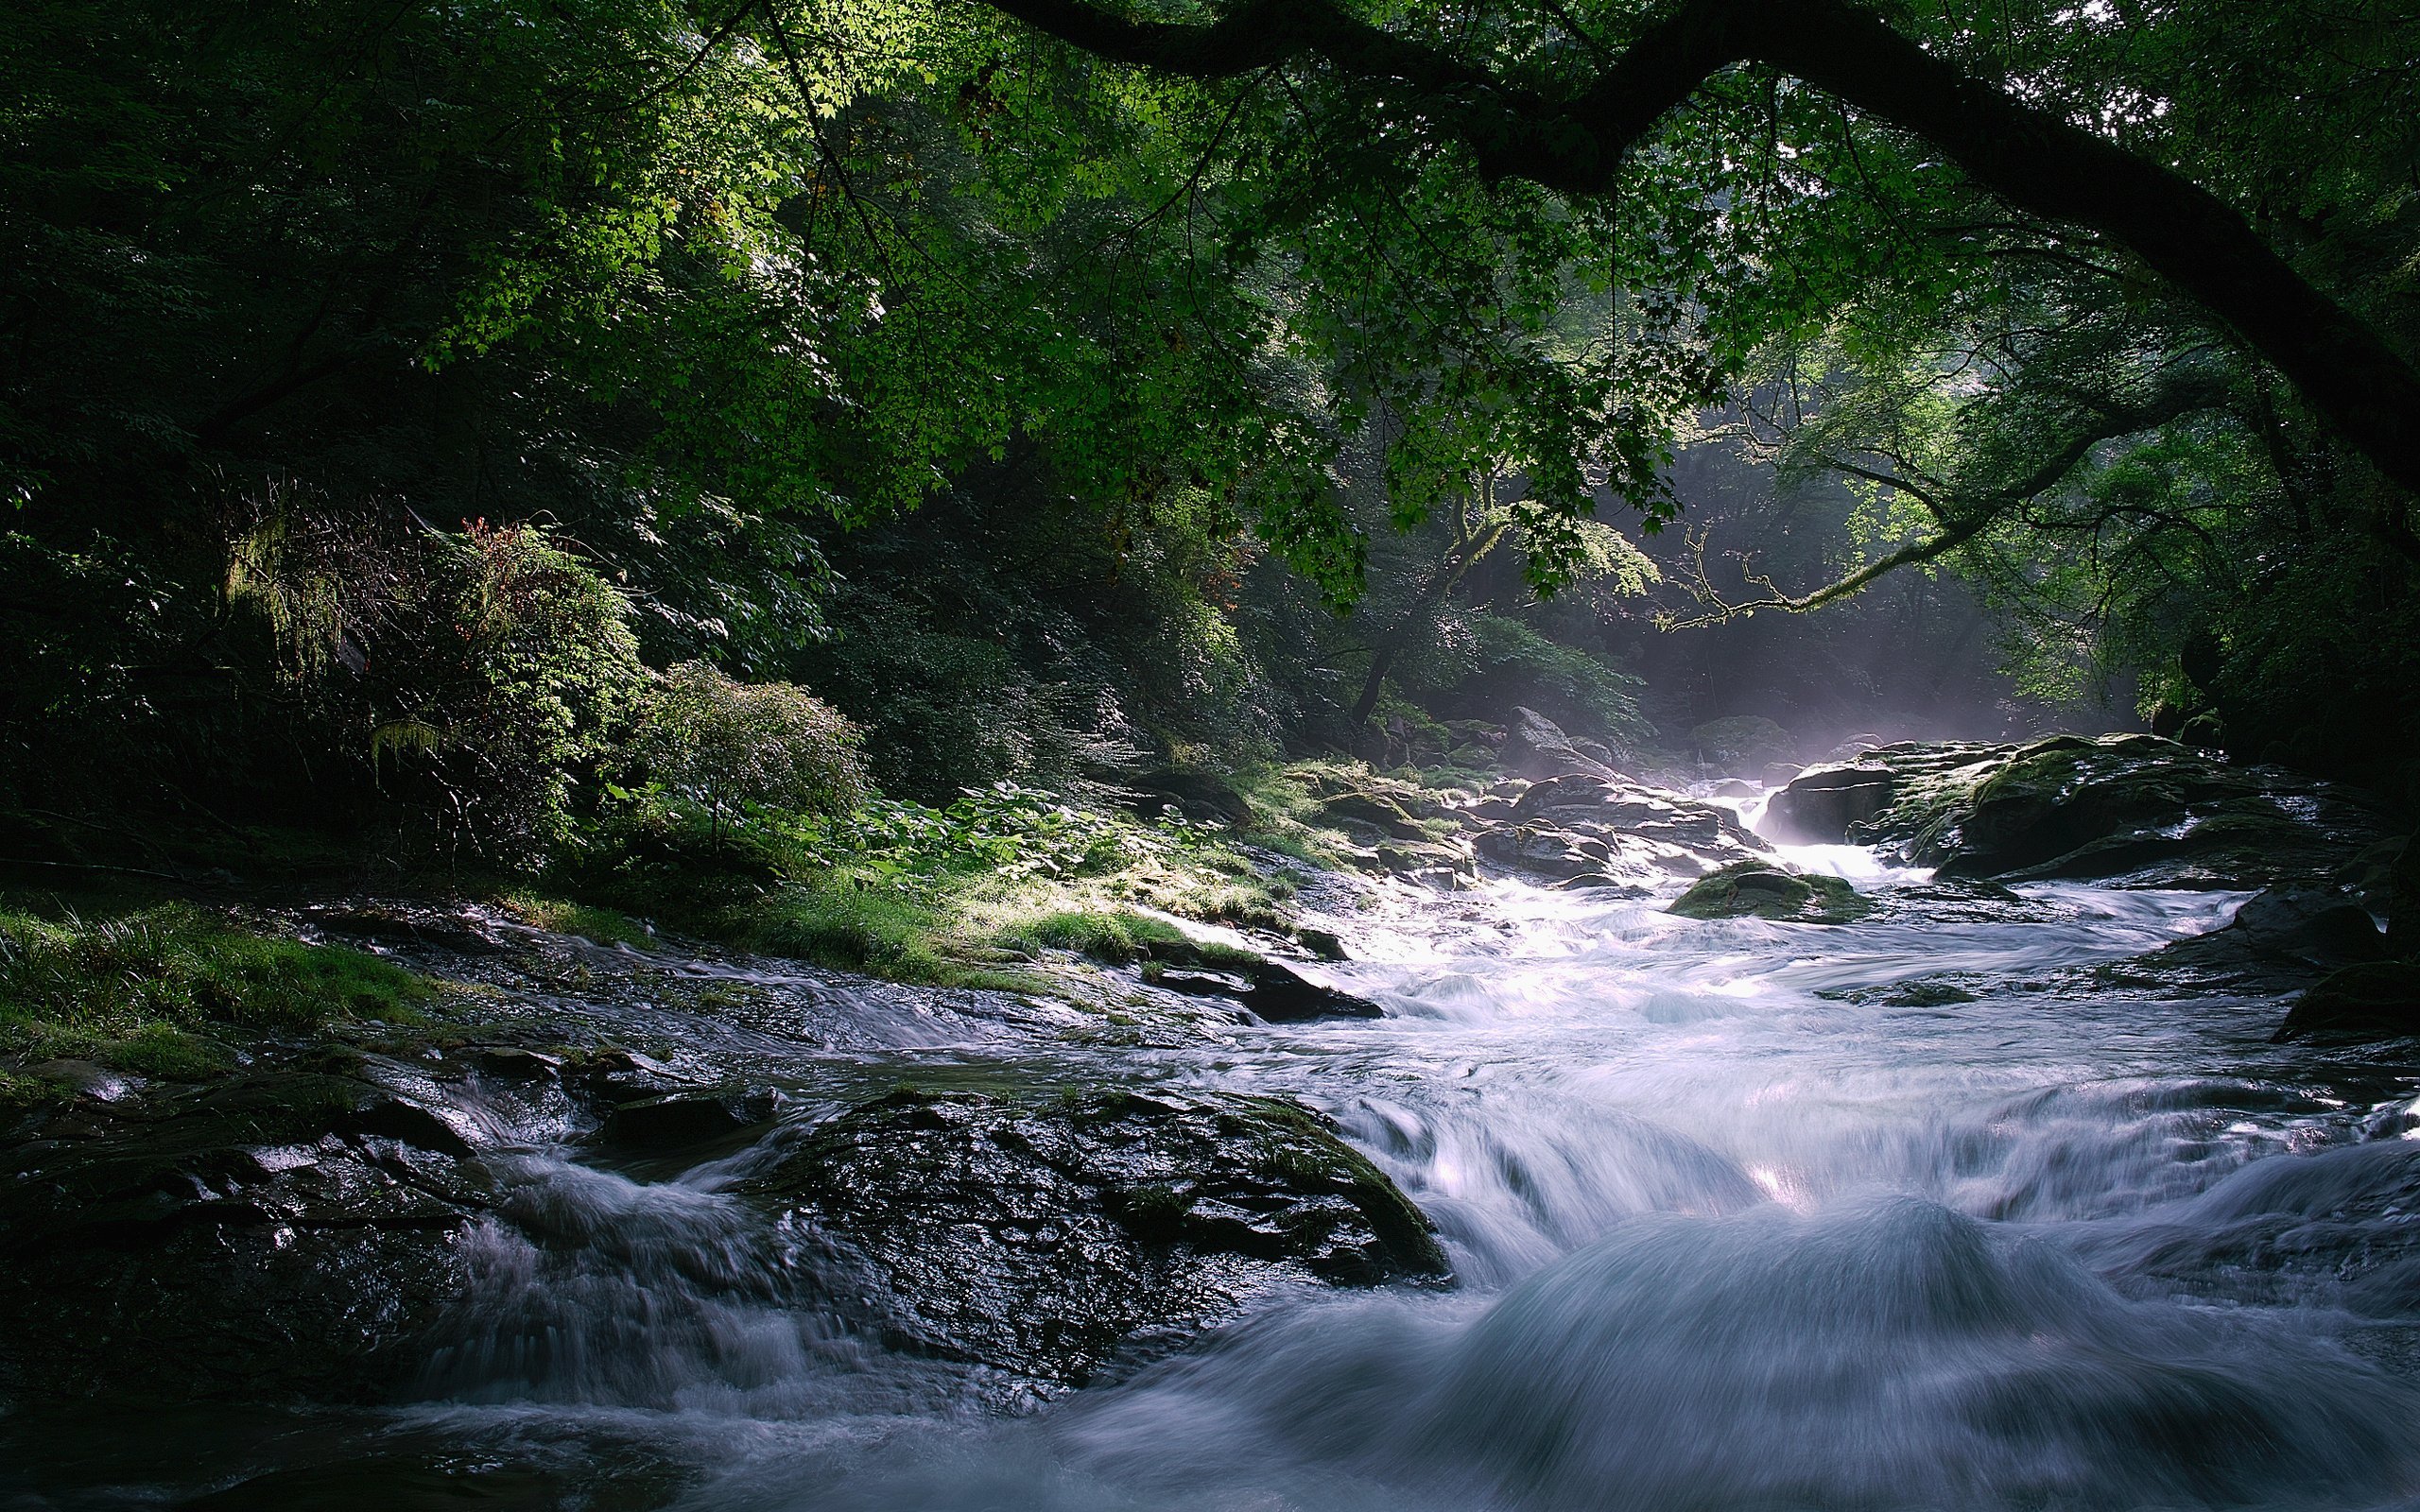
[0,899,432,1105]
[496,892,655,948]
[999,908,1261,971]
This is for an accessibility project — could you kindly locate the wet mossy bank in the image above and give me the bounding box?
[0,881,1443,1413]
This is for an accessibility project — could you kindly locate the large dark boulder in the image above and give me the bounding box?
[1505,707,1627,782]
[0,1064,494,1402]
[1152,958,1386,1021]
[741,1088,1447,1384]
[1764,765,1896,845]
[1841,735,2389,889]
[2273,962,2420,1042]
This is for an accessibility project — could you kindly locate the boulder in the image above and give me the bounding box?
[0,1066,492,1402]
[2226,887,2388,970]
[1506,707,1626,782]
[1668,862,1875,925]
[1477,769,1777,890]
[1319,791,1428,839]
[1764,765,1896,845]
[1152,957,1385,1022]
[739,1088,1447,1383]
[2273,962,2420,1042]
[1475,824,1614,880]
[598,1088,782,1149]
[1835,736,2389,889]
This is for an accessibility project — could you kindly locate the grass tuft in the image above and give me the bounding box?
[0,900,430,1089]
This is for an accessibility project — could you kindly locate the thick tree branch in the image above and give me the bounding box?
[1666,375,2230,624]
[974,0,2420,504]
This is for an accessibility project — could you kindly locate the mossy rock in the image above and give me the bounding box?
[738,1086,1446,1383]
[1668,862,1874,925]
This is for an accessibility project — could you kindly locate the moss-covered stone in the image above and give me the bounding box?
[1826,736,2389,889]
[1668,862,1875,924]
[739,1086,1446,1384]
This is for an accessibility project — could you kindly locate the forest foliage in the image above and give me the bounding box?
[2,0,2414,875]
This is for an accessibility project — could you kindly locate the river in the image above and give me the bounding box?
[16,833,2420,1510]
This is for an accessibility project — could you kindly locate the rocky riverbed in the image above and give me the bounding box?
[3,733,2417,1509]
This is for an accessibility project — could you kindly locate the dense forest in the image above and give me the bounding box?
[5,0,2420,1506]
[9,0,2415,864]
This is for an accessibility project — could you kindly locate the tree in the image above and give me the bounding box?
[969,0,2420,516]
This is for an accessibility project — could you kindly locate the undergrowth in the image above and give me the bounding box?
[0,898,431,1106]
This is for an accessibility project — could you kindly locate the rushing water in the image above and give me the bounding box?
[23,839,2420,1511]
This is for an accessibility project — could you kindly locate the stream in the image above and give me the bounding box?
[14,833,2420,1510]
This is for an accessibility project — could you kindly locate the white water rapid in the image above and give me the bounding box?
[351,836,2420,1512]
[26,835,2420,1512]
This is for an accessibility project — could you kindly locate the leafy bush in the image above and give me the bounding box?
[627,662,871,830]
[434,522,647,852]
[786,782,1209,889]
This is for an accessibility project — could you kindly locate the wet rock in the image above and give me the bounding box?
[598,1089,781,1148]
[741,1087,1447,1384]
[1151,956,1384,1022]
[572,1047,695,1107]
[1374,838,1470,878]
[307,902,510,956]
[1506,707,1627,782]
[1843,735,2389,888]
[0,1065,492,1402]
[1476,775,1772,889]
[1475,824,1612,880]
[2273,962,2420,1042]
[1668,862,1875,925]
[2227,888,2387,969]
[1764,764,1896,845]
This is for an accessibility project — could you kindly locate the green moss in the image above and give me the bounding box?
[496,893,655,948]
[735,879,950,974]
[1668,863,1875,925]
[0,900,432,1081]
[1001,909,1260,971]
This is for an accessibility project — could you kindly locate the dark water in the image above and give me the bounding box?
[16,841,2420,1511]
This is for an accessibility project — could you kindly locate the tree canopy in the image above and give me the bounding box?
[3,0,2416,834]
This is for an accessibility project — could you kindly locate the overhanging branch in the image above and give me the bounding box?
[970,0,2420,504]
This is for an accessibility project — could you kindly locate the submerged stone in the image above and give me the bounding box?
[740,1087,1447,1384]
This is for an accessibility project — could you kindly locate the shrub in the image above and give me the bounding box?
[432,522,647,856]
[627,662,871,830]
